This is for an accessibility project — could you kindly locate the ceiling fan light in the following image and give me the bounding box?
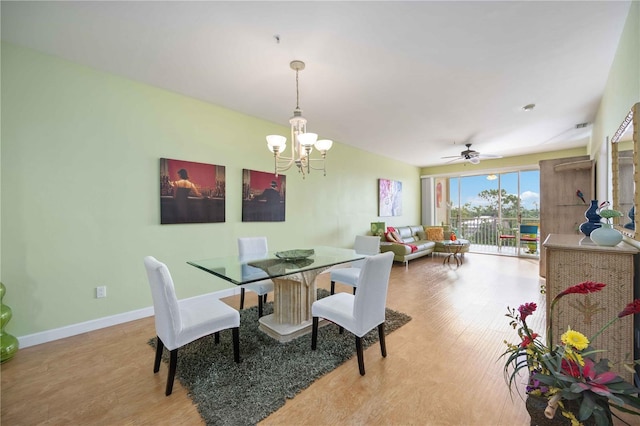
[468,157,481,165]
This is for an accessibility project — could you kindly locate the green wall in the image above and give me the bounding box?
[0,43,421,338]
[591,1,640,170]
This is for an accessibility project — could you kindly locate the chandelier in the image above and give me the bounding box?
[266,60,333,178]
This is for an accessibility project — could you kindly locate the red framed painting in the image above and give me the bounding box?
[242,169,286,222]
[160,158,225,224]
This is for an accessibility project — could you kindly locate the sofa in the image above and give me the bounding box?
[379,225,470,265]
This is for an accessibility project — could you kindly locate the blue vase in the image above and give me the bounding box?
[624,206,635,230]
[579,200,602,237]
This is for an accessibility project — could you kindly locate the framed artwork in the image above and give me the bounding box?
[379,178,402,217]
[242,169,286,222]
[371,222,386,237]
[160,158,225,224]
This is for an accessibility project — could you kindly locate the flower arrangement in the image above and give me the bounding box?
[502,281,640,425]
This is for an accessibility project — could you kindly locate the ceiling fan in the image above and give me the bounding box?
[441,143,501,164]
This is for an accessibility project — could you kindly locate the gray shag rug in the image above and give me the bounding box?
[148,289,411,426]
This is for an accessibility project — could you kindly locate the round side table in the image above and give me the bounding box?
[442,241,464,267]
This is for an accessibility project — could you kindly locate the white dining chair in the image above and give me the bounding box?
[238,237,275,317]
[311,251,394,375]
[330,235,380,295]
[144,256,240,396]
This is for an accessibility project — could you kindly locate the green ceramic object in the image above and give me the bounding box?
[275,249,315,261]
[0,282,19,363]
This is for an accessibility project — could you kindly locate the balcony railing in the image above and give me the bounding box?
[449,216,540,256]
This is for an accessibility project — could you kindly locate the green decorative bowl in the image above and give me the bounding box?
[275,249,315,261]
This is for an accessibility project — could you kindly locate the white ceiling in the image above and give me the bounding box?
[0,1,632,167]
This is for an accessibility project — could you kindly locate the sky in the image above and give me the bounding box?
[450,170,540,211]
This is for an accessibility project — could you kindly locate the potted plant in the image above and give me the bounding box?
[502,281,640,425]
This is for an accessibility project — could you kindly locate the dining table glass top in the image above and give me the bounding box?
[187,246,365,285]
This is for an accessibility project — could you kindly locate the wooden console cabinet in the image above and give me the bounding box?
[543,234,637,382]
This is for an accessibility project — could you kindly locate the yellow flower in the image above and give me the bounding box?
[561,409,581,426]
[564,349,586,367]
[561,328,589,350]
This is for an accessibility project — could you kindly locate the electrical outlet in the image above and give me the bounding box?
[96,286,107,298]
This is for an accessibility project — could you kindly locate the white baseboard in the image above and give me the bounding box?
[17,287,239,348]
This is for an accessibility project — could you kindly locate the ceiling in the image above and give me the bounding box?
[0,1,632,167]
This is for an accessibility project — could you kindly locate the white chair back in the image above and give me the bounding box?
[238,237,269,257]
[238,237,270,278]
[144,256,181,350]
[352,251,394,334]
[352,235,380,268]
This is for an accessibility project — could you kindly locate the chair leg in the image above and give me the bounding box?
[154,336,164,373]
[258,296,264,318]
[214,331,220,344]
[378,323,387,357]
[166,349,178,396]
[239,288,245,309]
[311,317,319,350]
[263,294,268,303]
[330,281,336,295]
[232,327,240,363]
[352,287,357,295]
[356,336,365,375]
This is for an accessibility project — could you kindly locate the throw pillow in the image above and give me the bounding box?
[416,230,427,240]
[425,227,444,241]
[385,227,400,243]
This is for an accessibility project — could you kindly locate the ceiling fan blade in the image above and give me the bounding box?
[441,155,463,159]
[478,153,502,159]
[445,157,464,164]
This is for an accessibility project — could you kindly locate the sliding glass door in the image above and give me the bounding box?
[442,170,540,256]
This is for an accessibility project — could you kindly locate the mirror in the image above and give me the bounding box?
[612,103,638,240]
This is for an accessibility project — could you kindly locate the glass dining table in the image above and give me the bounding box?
[187,246,365,343]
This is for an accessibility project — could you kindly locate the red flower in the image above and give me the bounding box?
[561,358,581,378]
[572,358,620,398]
[618,299,640,318]
[520,333,539,348]
[558,281,606,297]
[518,302,537,321]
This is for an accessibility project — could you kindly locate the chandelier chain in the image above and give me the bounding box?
[295,69,300,110]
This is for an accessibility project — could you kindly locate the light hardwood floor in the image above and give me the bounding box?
[0,254,571,425]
